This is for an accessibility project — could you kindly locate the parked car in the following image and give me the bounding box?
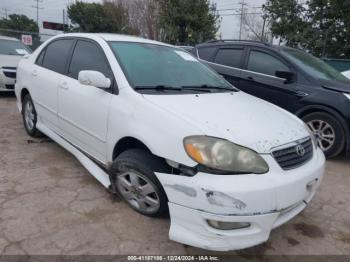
[0,36,31,91]
[192,40,350,158]
[342,70,350,79]
[15,33,325,251]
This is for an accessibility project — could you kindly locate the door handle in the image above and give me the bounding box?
[59,82,69,90]
[247,76,254,81]
[31,70,38,76]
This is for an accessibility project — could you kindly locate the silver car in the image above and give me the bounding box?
[0,36,31,91]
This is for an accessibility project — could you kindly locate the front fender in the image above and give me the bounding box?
[106,90,203,166]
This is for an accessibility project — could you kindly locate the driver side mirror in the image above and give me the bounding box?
[275,70,294,83]
[78,70,111,89]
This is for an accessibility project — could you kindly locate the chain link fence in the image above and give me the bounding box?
[0,28,57,51]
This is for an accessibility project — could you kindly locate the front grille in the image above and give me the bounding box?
[272,138,313,170]
[3,71,16,78]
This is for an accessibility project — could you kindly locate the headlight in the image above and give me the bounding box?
[183,136,268,174]
[344,93,350,100]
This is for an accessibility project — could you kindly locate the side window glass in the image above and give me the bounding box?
[214,48,243,68]
[42,39,74,74]
[36,49,45,65]
[197,47,217,61]
[247,50,290,76]
[68,40,112,80]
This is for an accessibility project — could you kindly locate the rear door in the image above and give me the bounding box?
[58,39,114,162]
[239,48,299,111]
[30,39,74,132]
[198,46,244,87]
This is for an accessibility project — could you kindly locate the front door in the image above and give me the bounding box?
[58,39,114,162]
[239,49,299,112]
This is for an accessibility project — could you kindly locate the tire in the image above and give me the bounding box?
[303,112,345,158]
[22,94,42,138]
[111,149,170,217]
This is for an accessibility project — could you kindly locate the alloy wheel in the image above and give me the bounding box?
[307,119,335,152]
[116,171,160,214]
[24,100,35,131]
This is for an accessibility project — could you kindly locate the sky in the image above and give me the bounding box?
[0,0,266,38]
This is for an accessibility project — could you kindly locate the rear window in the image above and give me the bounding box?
[0,39,31,56]
[214,48,243,68]
[197,47,217,61]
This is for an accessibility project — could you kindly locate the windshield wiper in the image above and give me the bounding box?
[182,85,237,92]
[134,85,183,91]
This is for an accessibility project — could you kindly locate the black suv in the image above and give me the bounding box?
[192,40,350,158]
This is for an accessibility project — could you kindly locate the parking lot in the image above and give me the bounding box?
[0,92,349,256]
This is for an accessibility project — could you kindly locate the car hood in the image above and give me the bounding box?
[0,54,23,68]
[320,79,350,93]
[144,91,309,153]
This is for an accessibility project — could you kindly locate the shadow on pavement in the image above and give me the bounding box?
[0,91,16,98]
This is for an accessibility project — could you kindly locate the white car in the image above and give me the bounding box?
[15,33,325,251]
[0,36,31,91]
[342,70,350,79]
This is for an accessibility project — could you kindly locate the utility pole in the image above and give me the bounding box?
[32,0,44,27]
[3,8,9,19]
[63,9,66,31]
[261,16,266,42]
[239,0,247,40]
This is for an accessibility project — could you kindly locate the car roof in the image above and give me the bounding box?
[195,39,284,52]
[53,33,173,47]
[0,35,20,41]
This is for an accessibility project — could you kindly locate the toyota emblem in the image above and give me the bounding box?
[296,144,306,157]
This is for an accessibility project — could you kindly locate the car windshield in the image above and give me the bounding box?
[109,41,235,92]
[0,39,32,56]
[281,48,349,82]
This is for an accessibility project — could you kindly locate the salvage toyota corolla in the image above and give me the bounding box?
[15,33,325,251]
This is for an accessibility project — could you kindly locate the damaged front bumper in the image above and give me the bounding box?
[156,148,325,251]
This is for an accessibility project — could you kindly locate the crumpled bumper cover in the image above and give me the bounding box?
[156,148,325,251]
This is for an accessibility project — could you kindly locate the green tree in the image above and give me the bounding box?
[157,0,220,45]
[68,1,136,34]
[0,14,38,34]
[263,0,350,58]
[0,14,39,49]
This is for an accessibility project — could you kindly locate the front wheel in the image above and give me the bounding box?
[303,112,345,158]
[111,149,169,217]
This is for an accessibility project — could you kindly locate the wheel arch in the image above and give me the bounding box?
[20,88,30,102]
[112,136,153,160]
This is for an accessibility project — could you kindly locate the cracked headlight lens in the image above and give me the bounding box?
[184,136,268,174]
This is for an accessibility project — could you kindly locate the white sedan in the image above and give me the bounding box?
[15,33,325,251]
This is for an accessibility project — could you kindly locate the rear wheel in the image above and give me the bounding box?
[22,94,42,138]
[111,149,170,217]
[303,112,345,158]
